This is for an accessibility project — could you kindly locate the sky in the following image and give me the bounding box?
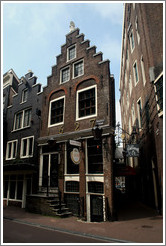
[2,1,124,125]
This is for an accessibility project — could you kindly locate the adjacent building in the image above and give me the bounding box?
[119,3,163,213]
[3,70,42,208]
[37,23,116,222]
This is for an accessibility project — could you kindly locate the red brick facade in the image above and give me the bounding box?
[38,26,116,222]
[120,3,163,213]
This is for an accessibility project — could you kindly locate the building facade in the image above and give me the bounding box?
[38,24,116,222]
[3,70,42,208]
[119,3,163,213]
[3,69,20,156]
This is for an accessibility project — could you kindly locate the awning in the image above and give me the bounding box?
[115,166,136,176]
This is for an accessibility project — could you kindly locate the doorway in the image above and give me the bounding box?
[90,195,103,222]
[42,153,58,187]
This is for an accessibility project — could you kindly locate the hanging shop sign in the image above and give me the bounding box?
[126,144,139,157]
[70,148,80,164]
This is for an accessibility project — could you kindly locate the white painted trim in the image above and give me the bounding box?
[6,139,18,160]
[72,59,84,79]
[76,84,97,121]
[133,60,139,85]
[60,66,70,84]
[48,95,65,128]
[67,44,76,62]
[64,176,80,182]
[20,136,34,158]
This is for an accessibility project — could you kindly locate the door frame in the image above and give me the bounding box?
[39,151,59,188]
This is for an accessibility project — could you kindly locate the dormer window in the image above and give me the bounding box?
[21,89,28,103]
[67,44,76,61]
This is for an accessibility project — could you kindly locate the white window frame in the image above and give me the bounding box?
[135,16,140,45]
[73,59,84,79]
[129,30,135,53]
[154,72,163,117]
[137,98,142,129]
[133,60,139,85]
[13,108,32,131]
[129,73,132,95]
[20,136,34,158]
[6,140,18,160]
[60,66,70,84]
[131,102,135,125]
[21,89,28,103]
[140,56,146,86]
[76,85,97,121]
[67,44,76,62]
[48,96,65,128]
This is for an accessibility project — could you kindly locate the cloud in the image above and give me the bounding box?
[93,3,123,25]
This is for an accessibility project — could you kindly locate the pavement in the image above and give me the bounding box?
[3,201,163,244]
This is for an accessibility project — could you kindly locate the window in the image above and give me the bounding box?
[13,108,32,130]
[6,140,18,160]
[66,181,79,192]
[135,16,140,44]
[23,108,32,127]
[137,99,142,128]
[130,30,135,52]
[20,136,34,158]
[140,56,146,85]
[21,89,28,103]
[129,73,132,95]
[73,60,84,78]
[61,67,70,83]
[48,96,65,127]
[77,85,97,120]
[154,73,163,116]
[133,61,139,84]
[3,175,24,201]
[87,138,103,174]
[67,45,76,61]
[131,102,135,125]
[88,182,104,194]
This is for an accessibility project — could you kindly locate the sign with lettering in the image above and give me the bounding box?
[69,140,81,147]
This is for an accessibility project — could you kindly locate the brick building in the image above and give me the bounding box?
[3,70,42,208]
[3,69,20,156]
[38,23,116,222]
[119,3,163,213]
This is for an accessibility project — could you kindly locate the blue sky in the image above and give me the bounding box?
[2,1,123,124]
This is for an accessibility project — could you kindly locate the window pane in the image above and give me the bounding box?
[4,181,8,198]
[79,88,96,118]
[24,109,32,127]
[74,61,83,77]
[28,138,33,156]
[88,182,104,194]
[13,141,17,158]
[68,46,75,60]
[62,68,69,83]
[66,181,79,192]
[9,181,16,199]
[15,112,22,129]
[23,139,27,156]
[50,98,64,125]
[88,138,103,174]
[7,143,12,159]
[17,181,23,200]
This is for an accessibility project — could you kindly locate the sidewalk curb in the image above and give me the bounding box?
[4,217,135,244]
